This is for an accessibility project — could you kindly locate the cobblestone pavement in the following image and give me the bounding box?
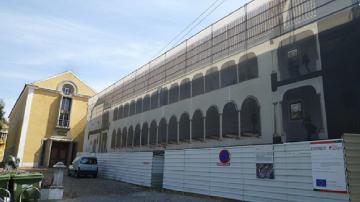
[61,175,222,202]
[43,170,224,202]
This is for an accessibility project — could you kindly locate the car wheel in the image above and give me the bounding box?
[93,173,97,178]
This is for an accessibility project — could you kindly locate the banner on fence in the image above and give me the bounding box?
[310,140,347,193]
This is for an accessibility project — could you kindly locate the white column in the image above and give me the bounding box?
[147,126,150,147]
[139,128,142,148]
[177,121,180,144]
[166,124,169,144]
[156,125,159,146]
[203,117,206,141]
[189,119,192,143]
[18,86,34,166]
[219,113,223,140]
[238,110,241,138]
[278,101,285,142]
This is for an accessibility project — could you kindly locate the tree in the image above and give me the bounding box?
[0,99,5,130]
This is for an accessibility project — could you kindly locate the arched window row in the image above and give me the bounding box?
[110,98,261,149]
[112,54,258,121]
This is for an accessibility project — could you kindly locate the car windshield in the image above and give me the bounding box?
[80,157,97,164]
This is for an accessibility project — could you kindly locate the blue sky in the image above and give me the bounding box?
[0,0,248,117]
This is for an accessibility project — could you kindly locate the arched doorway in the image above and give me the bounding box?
[206,106,220,139]
[116,128,121,148]
[223,102,239,138]
[128,126,134,147]
[134,125,141,146]
[141,123,149,146]
[192,110,204,140]
[159,118,167,144]
[168,116,178,143]
[122,128,127,148]
[179,113,190,141]
[241,97,261,137]
[282,86,323,142]
[150,121,157,145]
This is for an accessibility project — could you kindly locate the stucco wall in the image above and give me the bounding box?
[23,89,60,163]
[4,87,28,159]
[22,85,92,165]
[33,72,95,97]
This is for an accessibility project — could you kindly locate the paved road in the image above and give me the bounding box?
[60,174,223,202]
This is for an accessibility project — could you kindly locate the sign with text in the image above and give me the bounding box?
[310,140,347,193]
[256,145,274,179]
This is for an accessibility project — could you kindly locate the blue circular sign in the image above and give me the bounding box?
[219,149,230,164]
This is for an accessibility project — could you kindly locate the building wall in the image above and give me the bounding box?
[22,79,93,165]
[33,72,95,97]
[23,89,59,164]
[5,71,95,166]
[70,96,90,153]
[4,87,28,160]
[85,1,359,153]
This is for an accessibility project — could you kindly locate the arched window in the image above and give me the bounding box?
[122,127,127,148]
[118,105,123,119]
[168,116,177,143]
[205,67,220,93]
[241,97,261,136]
[221,60,237,87]
[179,113,190,141]
[61,83,76,95]
[136,98,143,114]
[206,106,220,139]
[134,125,141,146]
[128,126,134,147]
[143,95,150,112]
[222,102,239,138]
[158,118,167,144]
[123,103,129,118]
[192,110,204,140]
[238,53,258,82]
[169,84,179,104]
[113,108,118,121]
[130,100,136,116]
[111,130,116,149]
[160,88,168,106]
[116,128,122,148]
[180,79,191,100]
[150,120,157,145]
[151,91,159,109]
[192,73,204,97]
[141,123,149,146]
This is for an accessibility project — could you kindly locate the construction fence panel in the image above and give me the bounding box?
[94,152,153,187]
[163,142,350,201]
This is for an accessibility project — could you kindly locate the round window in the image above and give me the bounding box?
[62,84,74,95]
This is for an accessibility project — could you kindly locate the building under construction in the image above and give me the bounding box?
[83,0,360,201]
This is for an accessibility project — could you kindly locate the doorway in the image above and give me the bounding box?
[282,86,323,142]
[49,141,70,167]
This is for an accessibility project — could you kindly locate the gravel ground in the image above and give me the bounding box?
[38,169,224,202]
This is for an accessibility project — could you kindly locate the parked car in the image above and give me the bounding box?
[68,156,98,178]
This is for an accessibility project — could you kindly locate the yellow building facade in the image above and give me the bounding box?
[4,71,96,167]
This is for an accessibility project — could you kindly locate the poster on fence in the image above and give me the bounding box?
[310,140,347,193]
[256,145,274,179]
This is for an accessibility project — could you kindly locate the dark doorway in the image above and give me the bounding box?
[49,141,70,167]
[282,86,323,142]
